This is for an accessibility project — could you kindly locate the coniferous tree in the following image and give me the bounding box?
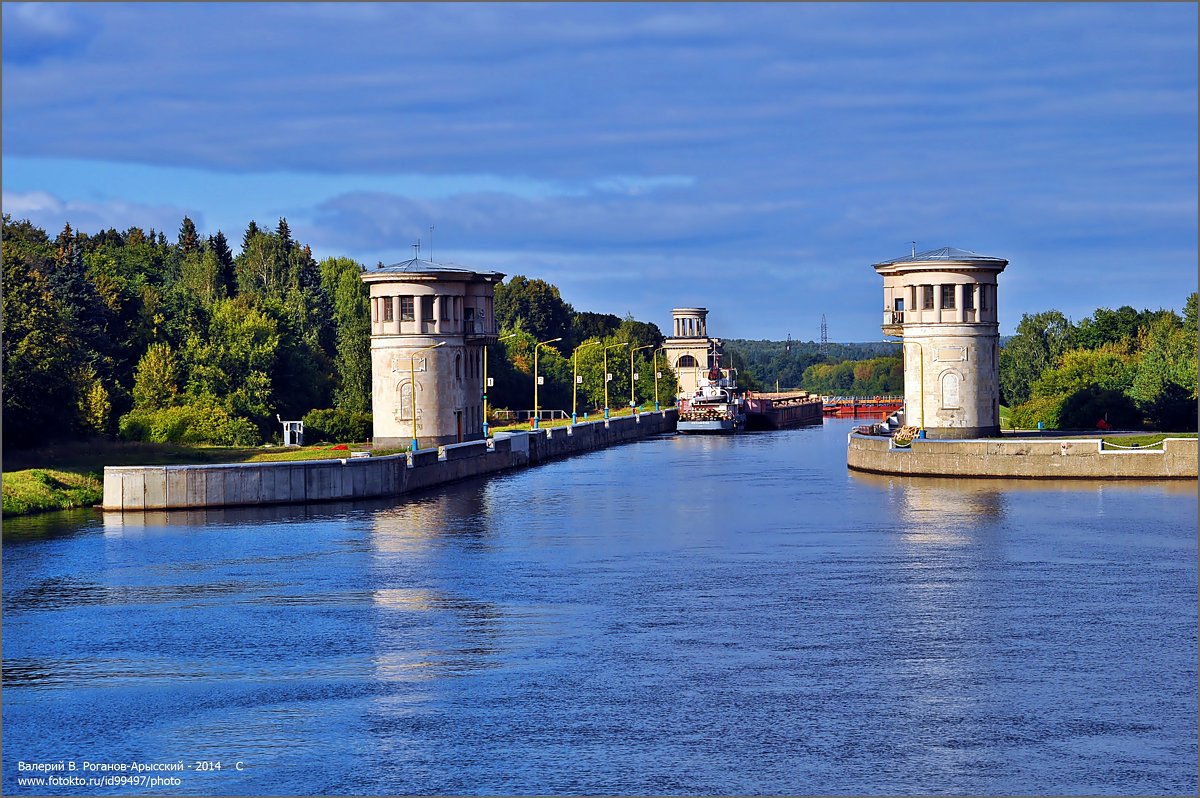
[242,220,259,253]
[178,216,199,254]
[208,231,236,297]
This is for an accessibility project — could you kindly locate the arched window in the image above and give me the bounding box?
[396,381,413,420]
[455,353,463,382]
[677,355,698,368]
[941,371,961,409]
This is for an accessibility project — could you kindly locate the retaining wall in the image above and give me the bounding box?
[847,433,1198,479]
[102,411,677,511]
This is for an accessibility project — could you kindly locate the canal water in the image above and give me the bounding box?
[3,419,1196,796]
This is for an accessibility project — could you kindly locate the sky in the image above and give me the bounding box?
[3,2,1196,341]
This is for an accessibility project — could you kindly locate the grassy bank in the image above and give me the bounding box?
[2,469,103,516]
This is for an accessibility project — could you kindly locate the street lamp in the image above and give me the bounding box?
[601,342,627,419]
[572,340,600,424]
[532,337,563,430]
[630,344,652,412]
[409,341,445,452]
[482,332,517,438]
[653,346,668,411]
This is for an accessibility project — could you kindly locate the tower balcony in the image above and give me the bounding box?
[882,309,904,337]
[464,320,500,343]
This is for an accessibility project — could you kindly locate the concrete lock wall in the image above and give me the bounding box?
[846,434,1199,479]
[102,411,677,511]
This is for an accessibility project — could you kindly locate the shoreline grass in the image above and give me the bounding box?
[2,469,103,517]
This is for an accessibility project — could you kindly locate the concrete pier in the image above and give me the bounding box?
[102,411,676,511]
[847,433,1198,479]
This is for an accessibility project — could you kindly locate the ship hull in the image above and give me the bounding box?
[677,416,744,434]
[743,397,823,431]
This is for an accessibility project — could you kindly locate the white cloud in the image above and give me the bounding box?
[1,189,198,236]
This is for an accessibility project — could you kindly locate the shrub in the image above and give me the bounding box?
[118,403,260,446]
[1058,387,1142,430]
[301,408,373,443]
[1010,394,1067,430]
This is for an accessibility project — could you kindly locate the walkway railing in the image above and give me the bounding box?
[490,409,569,422]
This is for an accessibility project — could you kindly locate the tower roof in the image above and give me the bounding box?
[872,247,1007,268]
[366,257,504,280]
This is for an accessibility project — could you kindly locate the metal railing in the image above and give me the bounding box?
[489,409,568,422]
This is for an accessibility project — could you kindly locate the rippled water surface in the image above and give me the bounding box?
[3,420,1196,795]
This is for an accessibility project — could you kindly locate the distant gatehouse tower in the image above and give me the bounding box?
[362,258,504,449]
[873,246,1008,439]
[662,307,721,400]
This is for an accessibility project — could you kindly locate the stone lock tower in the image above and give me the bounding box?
[873,247,1007,439]
[362,258,504,449]
[662,307,720,400]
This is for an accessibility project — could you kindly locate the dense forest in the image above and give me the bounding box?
[999,299,1197,431]
[1,216,674,450]
[722,339,902,395]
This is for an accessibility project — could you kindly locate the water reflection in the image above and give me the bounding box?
[369,489,509,687]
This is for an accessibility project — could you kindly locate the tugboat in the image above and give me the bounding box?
[678,363,746,434]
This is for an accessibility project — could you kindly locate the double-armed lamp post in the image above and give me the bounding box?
[602,342,627,419]
[532,337,563,430]
[409,341,445,452]
[630,344,652,412]
[481,332,517,439]
[572,340,600,424]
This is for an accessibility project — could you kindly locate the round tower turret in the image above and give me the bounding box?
[873,247,1008,439]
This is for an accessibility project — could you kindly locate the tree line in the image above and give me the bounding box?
[2,216,674,450]
[487,276,679,414]
[1000,298,1197,431]
[722,339,901,395]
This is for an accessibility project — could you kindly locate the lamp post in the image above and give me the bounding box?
[602,342,627,419]
[572,340,600,424]
[409,341,445,452]
[653,346,667,411]
[482,332,517,438]
[630,344,652,412]
[532,336,563,430]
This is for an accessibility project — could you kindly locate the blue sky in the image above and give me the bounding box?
[3,2,1196,341]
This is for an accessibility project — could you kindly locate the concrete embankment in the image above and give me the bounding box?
[847,433,1198,479]
[102,410,677,511]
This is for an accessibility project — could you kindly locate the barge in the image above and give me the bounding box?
[744,391,824,430]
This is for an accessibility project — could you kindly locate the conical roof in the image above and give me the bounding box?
[370,257,504,278]
[873,247,1007,268]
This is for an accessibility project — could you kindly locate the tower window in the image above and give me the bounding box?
[963,284,975,310]
[980,284,990,311]
[383,297,394,322]
[922,286,934,310]
[677,355,698,368]
[940,285,955,309]
[400,296,414,321]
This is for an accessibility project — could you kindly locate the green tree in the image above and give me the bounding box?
[132,342,181,410]
[1,217,80,448]
[178,216,200,254]
[494,275,575,344]
[998,310,1077,406]
[318,257,372,412]
[182,297,281,424]
[1030,346,1134,398]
